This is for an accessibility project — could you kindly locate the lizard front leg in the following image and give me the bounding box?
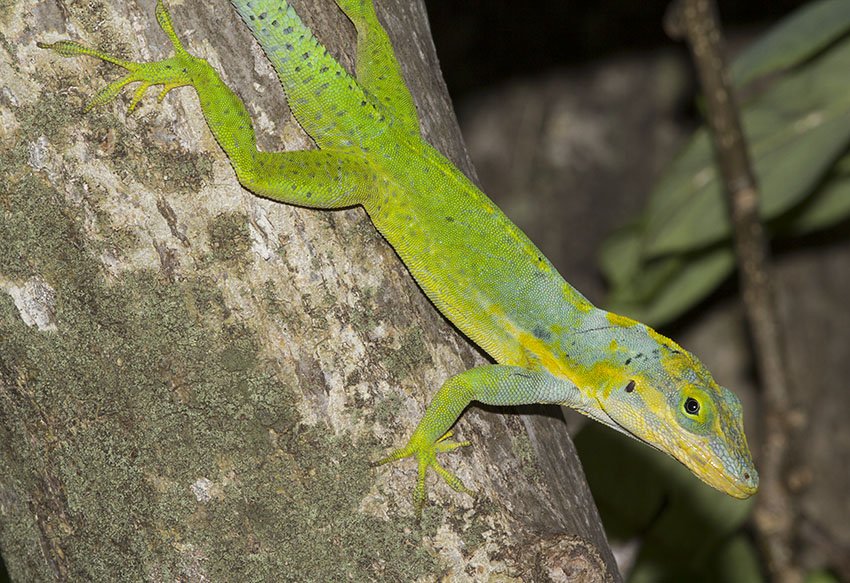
[375,365,582,516]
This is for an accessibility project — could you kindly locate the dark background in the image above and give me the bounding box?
[426,0,807,97]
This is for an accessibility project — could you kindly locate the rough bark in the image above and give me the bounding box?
[0,0,618,581]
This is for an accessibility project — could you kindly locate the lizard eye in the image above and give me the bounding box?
[684,397,700,416]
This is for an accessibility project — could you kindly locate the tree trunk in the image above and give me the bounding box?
[0,0,618,580]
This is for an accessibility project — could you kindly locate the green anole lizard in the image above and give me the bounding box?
[40,0,758,514]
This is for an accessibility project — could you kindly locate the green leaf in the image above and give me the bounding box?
[601,4,850,323]
[644,36,850,257]
[600,223,684,312]
[780,149,850,235]
[598,222,643,290]
[709,535,764,583]
[804,570,840,583]
[602,150,850,322]
[600,224,733,327]
[731,0,850,87]
[605,246,735,327]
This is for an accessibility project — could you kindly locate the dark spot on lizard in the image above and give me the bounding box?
[625,380,636,393]
[532,326,551,341]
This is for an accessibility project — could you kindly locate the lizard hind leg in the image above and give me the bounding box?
[41,0,268,183]
[334,0,420,132]
[40,0,376,211]
[39,0,201,113]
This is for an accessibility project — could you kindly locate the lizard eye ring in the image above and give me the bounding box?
[684,397,700,416]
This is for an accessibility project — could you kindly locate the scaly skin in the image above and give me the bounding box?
[40,0,758,515]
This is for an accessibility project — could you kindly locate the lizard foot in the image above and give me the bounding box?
[39,0,204,112]
[373,430,474,517]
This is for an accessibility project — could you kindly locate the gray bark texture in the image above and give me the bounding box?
[0,0,619,581]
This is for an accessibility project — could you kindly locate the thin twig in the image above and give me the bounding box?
[664,1,799,581]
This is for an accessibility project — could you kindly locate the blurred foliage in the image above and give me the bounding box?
[585,4,850,581]
[575,423,761,582]
[600,0,850,326]
[804,570,841,583]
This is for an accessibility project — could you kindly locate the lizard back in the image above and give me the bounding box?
[364,132,597,371]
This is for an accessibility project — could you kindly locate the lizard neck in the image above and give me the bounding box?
[519,307,647,399]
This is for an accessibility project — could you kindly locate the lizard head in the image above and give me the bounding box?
[588,314,759,498]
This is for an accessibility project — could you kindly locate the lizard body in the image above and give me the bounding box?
[41,0,758,513]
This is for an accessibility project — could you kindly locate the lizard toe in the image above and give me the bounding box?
[375,430,474,517]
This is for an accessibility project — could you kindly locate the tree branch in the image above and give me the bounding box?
[664,1,800,581]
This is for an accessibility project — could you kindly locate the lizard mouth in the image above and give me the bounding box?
[671,436,759,499]
[596,400,758,498]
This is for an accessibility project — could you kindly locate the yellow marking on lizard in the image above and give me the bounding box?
[605,311,640,328]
